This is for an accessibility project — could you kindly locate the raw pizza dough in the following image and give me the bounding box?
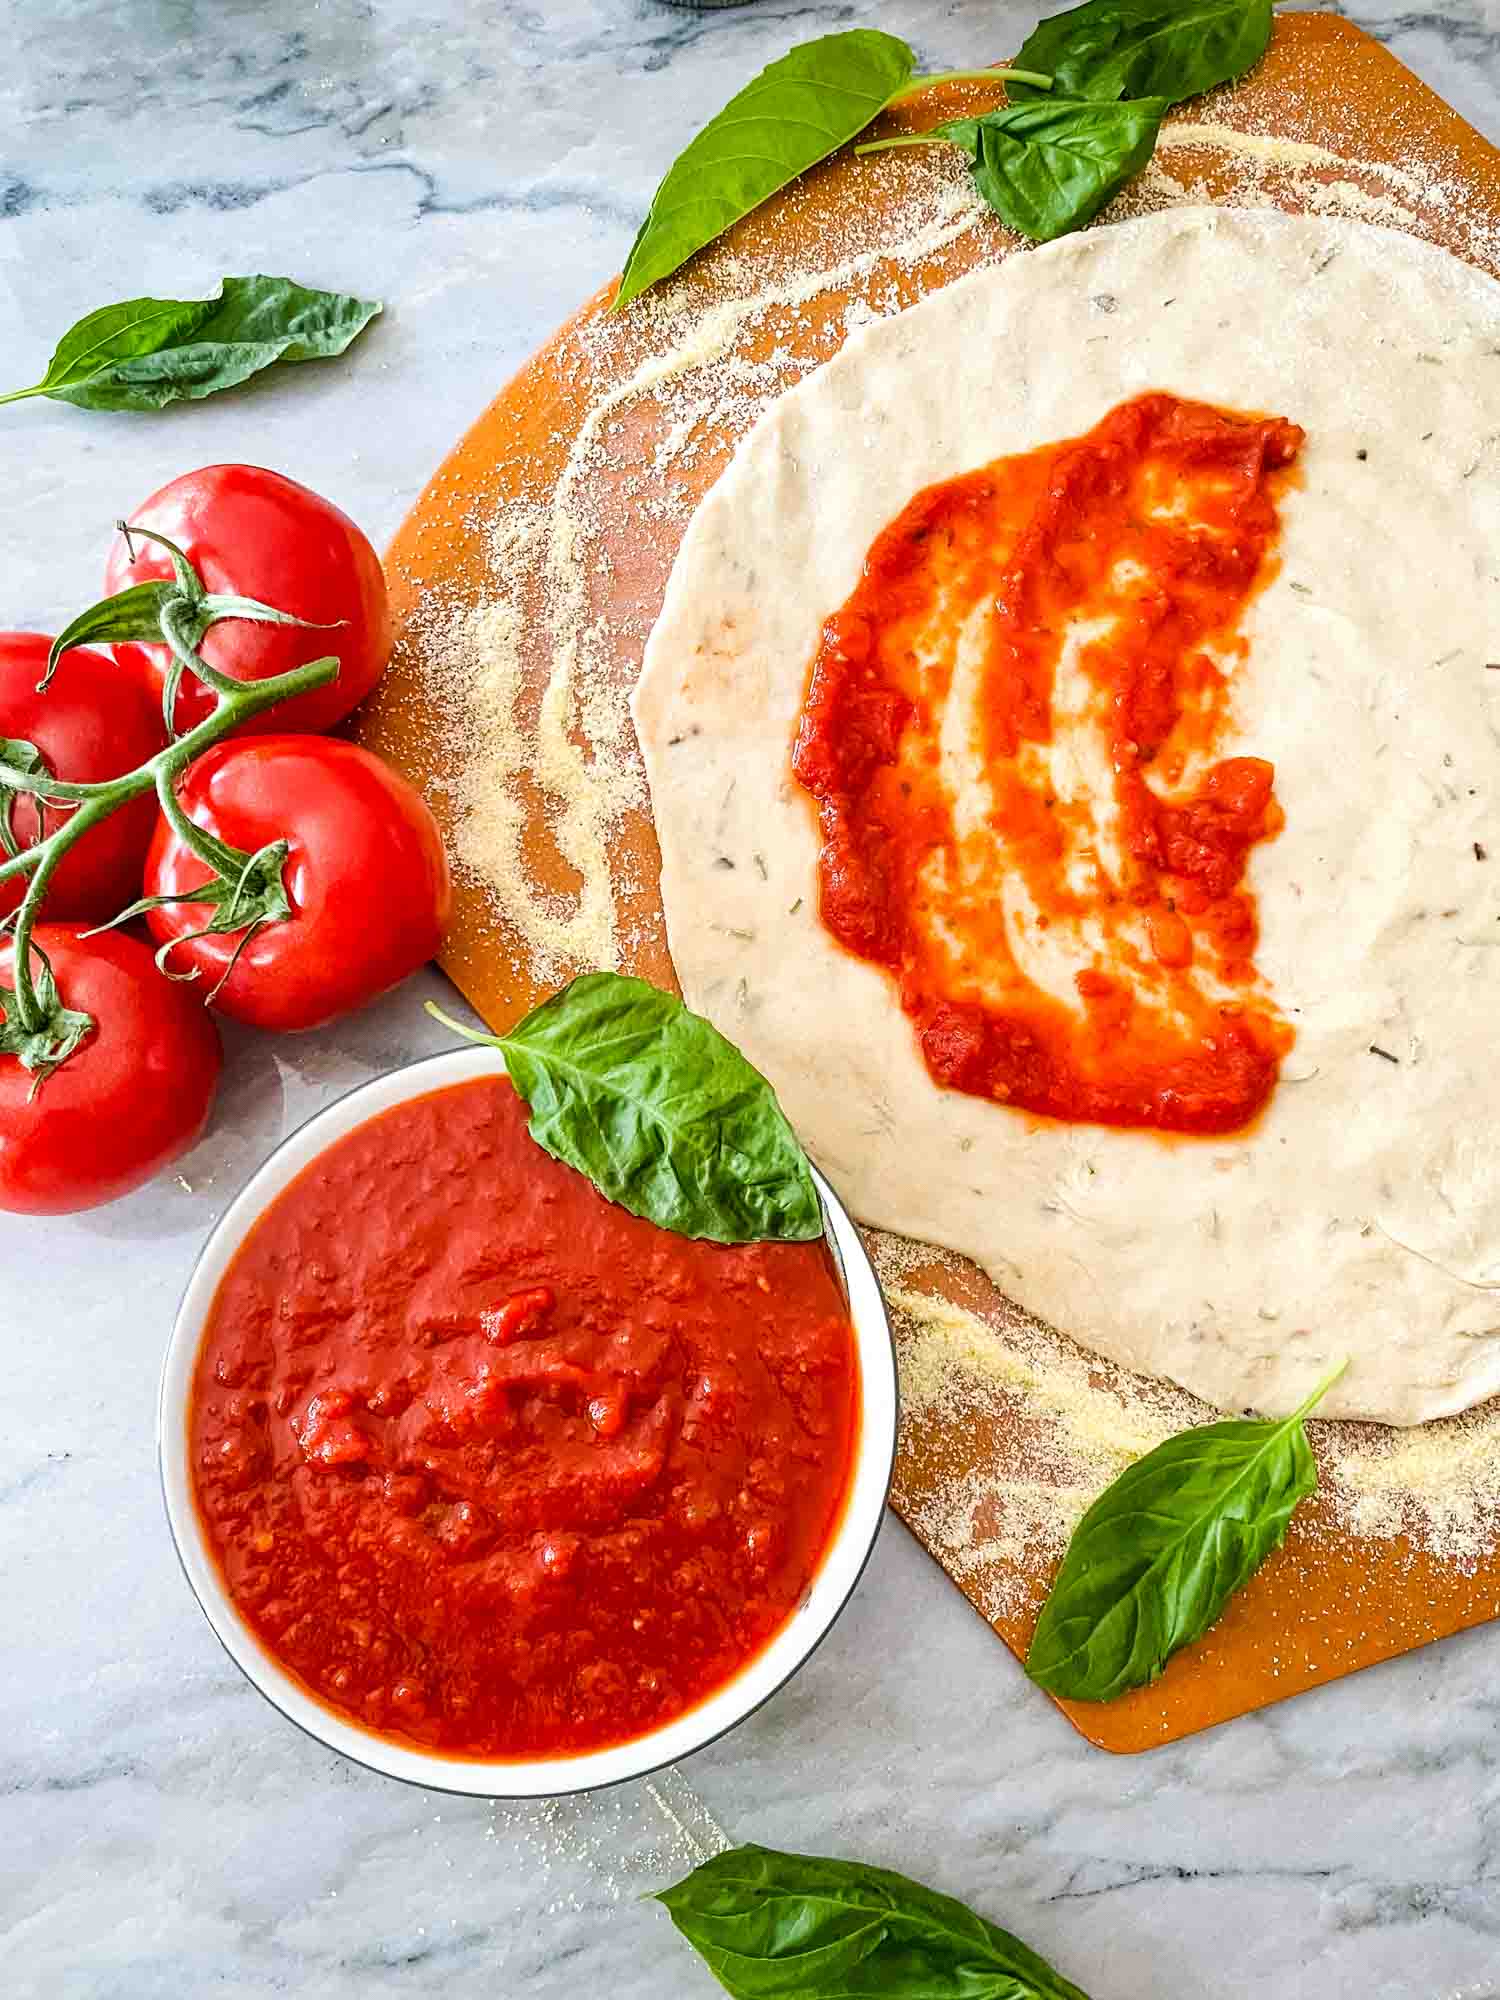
[633,208,1500,1426]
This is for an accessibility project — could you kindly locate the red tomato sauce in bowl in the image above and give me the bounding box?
[189,1075,859,1761]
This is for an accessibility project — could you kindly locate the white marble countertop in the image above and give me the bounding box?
[4,4,1499,1995]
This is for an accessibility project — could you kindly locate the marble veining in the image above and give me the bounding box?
[2,3,1499,1996]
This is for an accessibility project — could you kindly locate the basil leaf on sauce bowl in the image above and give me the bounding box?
[1009,0,1273,106]
[614,28,917,309]
[937,95,1166,241]
[429,972,823,1244]
[1026,1364,1345,1702]
[656,1843,1094,2000]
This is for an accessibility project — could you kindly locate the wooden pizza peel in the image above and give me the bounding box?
[357,14,1500,1751]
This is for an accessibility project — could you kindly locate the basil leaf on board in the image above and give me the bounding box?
[656,1844,1093,2000]
[1026,1365,1345,1702]
[428,973,823,1244]
[937,96,1166,241]
[614,29,916,310]
[1,276,381,412]
[1010,0,1273,105]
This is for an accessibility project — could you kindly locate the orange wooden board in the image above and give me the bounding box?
[357,15,1500,1751]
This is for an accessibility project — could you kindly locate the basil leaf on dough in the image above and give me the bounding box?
[657,1844,1094,2000]
[1,276,381,412]
[937,96,1166,241]
[1009,0,1273,105]
[429,973,823,1243]
[1026,1365,1344,1702]
[614,29,917,310]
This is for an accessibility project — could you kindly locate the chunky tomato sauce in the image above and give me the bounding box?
[792,393,1303,1136]
[191,1078,858,1760]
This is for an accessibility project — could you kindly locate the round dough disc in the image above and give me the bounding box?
[633,208,1500,1425]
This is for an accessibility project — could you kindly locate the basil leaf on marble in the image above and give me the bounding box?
[656,1844,1093,2000]
[427,973,822,1244]
[937,95,1166,240]
[614,29,917,309]
[1026,1365,1345,1702]
[1,276,381,412]
[1010,0,1273,105]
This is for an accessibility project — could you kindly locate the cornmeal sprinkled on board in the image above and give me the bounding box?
[403,82,1500,1558]
[876,1231,1500,1618]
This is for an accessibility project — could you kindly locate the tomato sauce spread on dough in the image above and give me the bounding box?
[191,1077,858,1759]
[793,393,1303,1136]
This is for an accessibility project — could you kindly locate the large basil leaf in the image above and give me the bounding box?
[656,1844,1092,2000]
[1011,0,1273,104]
[432,973,823,1243]
[2,276,381,412]
[938,96,1165,240]
[614,30,916,309]
[1026,1368,1343,1701]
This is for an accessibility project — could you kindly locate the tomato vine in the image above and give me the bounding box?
[0,529,339,1080]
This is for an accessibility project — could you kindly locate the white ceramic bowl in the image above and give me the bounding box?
[160,1045,897,1798]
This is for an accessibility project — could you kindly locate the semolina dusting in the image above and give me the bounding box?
[401,82,1500,1584]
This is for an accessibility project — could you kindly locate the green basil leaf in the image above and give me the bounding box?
[615,30,916,310]
[937,96,1165,240]
[656,1843,1093,2000]
[2,276,382,412]
[1010,0,1272,104]
[1026,1367,1343,1701]
[0,739,49,858]
[433,973,823,1242]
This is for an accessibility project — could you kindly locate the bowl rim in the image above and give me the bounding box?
[158,1043,898,1799]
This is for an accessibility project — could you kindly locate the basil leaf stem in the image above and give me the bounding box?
[427,974,823,1244]
[2,276,381,413]
[889,67,1055,101]
[1027,1360,1348,1702]
[0,739,50,860]
[656,1843,1093,2000]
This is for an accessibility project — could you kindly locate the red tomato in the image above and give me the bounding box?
[144,736,451,1032]
[0,926,221,1214]
[0,633,163,924]
[104,465,391,738]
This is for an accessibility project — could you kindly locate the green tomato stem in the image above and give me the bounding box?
[888,66,1052,102]
[118,523,206,606]
[160,595,238,700]
[5,792,117,1031]
[0,650,337,1032]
